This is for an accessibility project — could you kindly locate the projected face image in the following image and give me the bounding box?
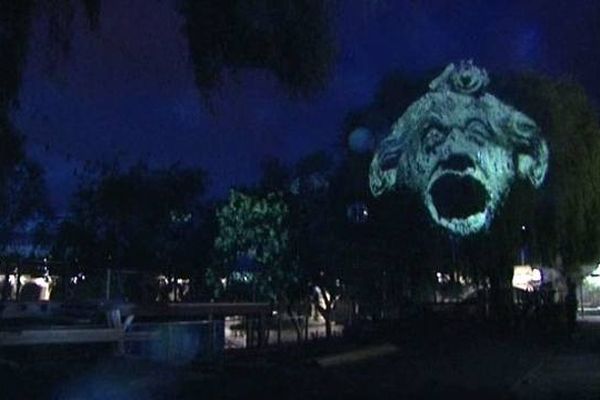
[370,61,549,235]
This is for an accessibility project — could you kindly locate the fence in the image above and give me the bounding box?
[0,302,271,365]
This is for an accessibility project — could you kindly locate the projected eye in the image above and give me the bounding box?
[467,119,490,138]
[423,128,446,151]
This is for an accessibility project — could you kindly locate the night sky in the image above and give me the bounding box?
[11,0,600,212]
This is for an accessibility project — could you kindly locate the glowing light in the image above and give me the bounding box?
[512,265,542,291]
[231,271,254,283]
[585,265,600,288]
[347,202,369,223]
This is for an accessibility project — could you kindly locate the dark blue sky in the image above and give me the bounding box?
[11,0,600,212]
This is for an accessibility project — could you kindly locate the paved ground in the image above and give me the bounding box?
[510,316,600,400]
[3,317,600,399]
[178,320,560,399]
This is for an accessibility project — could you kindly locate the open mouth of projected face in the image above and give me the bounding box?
[425,155,491,235]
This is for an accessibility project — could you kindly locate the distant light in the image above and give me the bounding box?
[70,272,86,284]
[521,225,526,231]
[347,202,369,224]
[512,265,541,291]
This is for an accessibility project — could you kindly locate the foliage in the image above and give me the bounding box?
[0,1,91,257]
[1,0,334,113]
[0,160,48,245]
[0,118,49,256]
[492,74,600,274]
[336,69,600,324]
[258,156,290,194]
[0,1,34,112]
[0,0,100,111]
[288,152,341,286]
[53,162,207,273]
[178,0,335,97]
[212,189,294,301]
[346,69,600,295]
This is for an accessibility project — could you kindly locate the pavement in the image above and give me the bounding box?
[3,317,600,399]
[510,316,600,400]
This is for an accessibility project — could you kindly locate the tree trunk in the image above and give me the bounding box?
[488,263,513,330]
[316,291,333,339]
[325,310,332,338]
[286,304,303,342]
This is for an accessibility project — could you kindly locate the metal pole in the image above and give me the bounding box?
[106,268,111,300]
[580,282,584,318]
[277,307,281,346]
[15,265,20,302]
[1,261,9,301]
[304,303,309,342]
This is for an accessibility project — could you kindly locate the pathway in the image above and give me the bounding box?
[511,316,600,399]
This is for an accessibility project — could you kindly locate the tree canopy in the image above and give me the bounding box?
[0,0,335,109]
[0,117,49,256]
[211,189,295,301]
[345,69,600,289]
[179,0,335,97]
[53,163,207,272]
[493,74,600,275]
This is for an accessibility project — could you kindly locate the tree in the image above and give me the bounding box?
[345,68,600,324]
[0,160,48,246]
[261,150,419,336]
[494,74,600,275]
[178,0,335,98]
[342,73,452,313]
[0,119,49,247]
[0,0,91,263]
[0,1,100,111]
[258,156,290,194]
[286,151,350,337]
[0,118,49,299]
[53,162,207,300]
[454,75,600,319]
[211,189,296,302]
[0,1,334,110]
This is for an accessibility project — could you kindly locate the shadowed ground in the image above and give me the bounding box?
[2,318,599,399]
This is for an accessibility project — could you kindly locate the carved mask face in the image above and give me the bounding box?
[370,61,548,235]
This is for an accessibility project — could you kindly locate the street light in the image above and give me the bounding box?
[347,201,369,224]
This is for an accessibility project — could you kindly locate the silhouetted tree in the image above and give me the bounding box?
[0,1,334,111]
[179,0,335,97]
[345,69,600,325]
[285,151,348,337]
[0,118,49,299]
[53,163,207,291]
[494,74,600,274]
